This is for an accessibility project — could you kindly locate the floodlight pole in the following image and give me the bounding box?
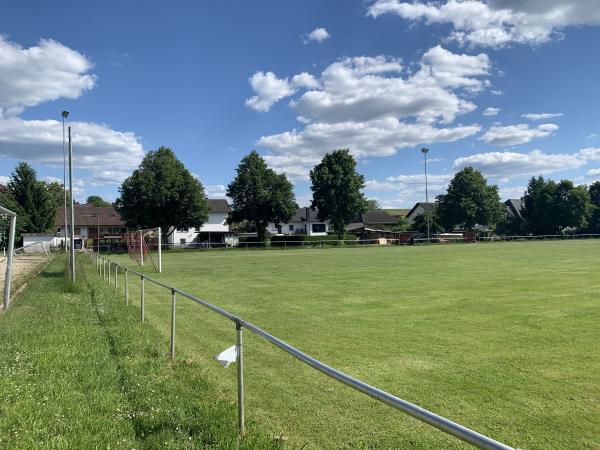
[421,147,430,242]
[68,126,76,282]
[62,111,69,252]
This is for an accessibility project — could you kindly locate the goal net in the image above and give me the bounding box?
[123,227,162,273]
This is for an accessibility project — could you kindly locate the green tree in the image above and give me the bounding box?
[523,177,592,234]
[411,210,444,234]
[86,195,110,207]
[6,162,56,233]
[227,151,297,241]
[115,147,209,238]
[436,167,503,230]
[588,181,600,233]
[365,198,381,210]
[310,149,368,239]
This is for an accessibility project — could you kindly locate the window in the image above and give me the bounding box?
[312,223,326,233]
[289,225,294,231]
[177,228,188,233]
[180,238,186,245]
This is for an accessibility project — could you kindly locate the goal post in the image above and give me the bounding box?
[123,227,162,273]
[0,205,17,309]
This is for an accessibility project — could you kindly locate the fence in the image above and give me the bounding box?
[88,250,514,449]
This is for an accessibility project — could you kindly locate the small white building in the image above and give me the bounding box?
[266,207,329,236]
[406,202,435,224]
[167,199,233,246]
[21,233,61,253]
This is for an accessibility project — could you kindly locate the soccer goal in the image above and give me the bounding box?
[123,227,162,273]
[0,205,16,309]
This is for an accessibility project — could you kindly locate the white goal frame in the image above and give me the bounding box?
[0,205,16,309]
[124,227,162,273]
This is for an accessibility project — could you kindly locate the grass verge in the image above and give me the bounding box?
[0,254,280,449]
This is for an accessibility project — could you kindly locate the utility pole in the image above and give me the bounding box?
[68,126,76,282]
[421,147,430,242]
[62,111,69,252]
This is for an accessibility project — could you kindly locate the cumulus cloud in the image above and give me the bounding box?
[522,112,563,120]
[303,27,331,43]
[259,119,480,177]
[365,173,455,206]
[0,117,144,172]
[483,107,500,116]
[247,47,489,177]
[205,184,228,198]
[245,71,295,112]
[587,168,600,177]
[579,147,600,161]
[481,123,558,146]
[367,0,600,47]
[0,36,96,117]
[454,149,586,178]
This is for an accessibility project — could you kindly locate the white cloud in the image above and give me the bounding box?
[0,175,9,185]
[260,118,480,177]
[248,47,488,178]
[0,36,96,117]
[454,149,586,178]
[245,71,295,112]
[420,45,490,92]
[521,112,563,120]
[499,185,526,199]
[587,168,600,177]
[0,117,144,172]
[579,147,600,161]
[483,107,500,116]
[481,123,558,146]
[304,27,331,43]
[365,173,454,206]
[205,184,228,198]
[291,72,320,89]
[368,0,600,47]
[490,89,503,95]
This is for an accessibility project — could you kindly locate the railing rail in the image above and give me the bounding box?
[88,251,514,450]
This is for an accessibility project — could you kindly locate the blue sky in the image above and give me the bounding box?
[1,0,599,207]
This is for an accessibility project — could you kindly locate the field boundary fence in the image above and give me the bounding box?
[124,233,600,253]
[88,250,515,450]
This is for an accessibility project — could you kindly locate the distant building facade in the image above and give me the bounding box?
[266,207,329,236]
[167,199,233,246]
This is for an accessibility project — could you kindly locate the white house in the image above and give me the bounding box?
[406,202,435,224]
[266,207,329,236]
[167,199,233,246]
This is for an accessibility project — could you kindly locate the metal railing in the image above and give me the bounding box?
[88,251,514,449]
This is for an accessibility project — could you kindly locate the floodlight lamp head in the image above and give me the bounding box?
[61,111,69,119]
[421,147,429,154]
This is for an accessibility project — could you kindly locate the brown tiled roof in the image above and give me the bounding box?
[208,199,232,213]
[54,205,125,227]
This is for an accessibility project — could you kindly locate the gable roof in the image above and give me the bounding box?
[208,198,231,213]
[406,202,435,218]
[505,199,523,219]
[360,209,397,224]
[290,207,322,222]
[54,205,125,227]
[385,208,410,218]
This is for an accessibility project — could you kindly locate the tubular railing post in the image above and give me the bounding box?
[236,322,245,436]
[125,269,129,305]
[114,264,118,292]
[170,289,176,359]
[108,261,111,285]
[140,276,145,323]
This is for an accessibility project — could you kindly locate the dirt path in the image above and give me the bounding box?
[0,254,51,298]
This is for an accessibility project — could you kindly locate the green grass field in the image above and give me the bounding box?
[0,256,279,449]
[107,240,600,449]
